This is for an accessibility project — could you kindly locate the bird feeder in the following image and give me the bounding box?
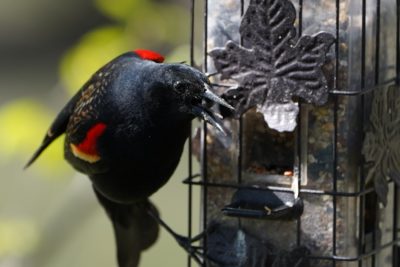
[186,0,400,266]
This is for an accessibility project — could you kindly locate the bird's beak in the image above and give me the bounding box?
[203,84,234,111]
[191,84,234,134]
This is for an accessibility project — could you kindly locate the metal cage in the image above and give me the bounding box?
[186,0,400,266]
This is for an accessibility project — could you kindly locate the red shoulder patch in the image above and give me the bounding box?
[134,49,165,63]
[70,123,107,163]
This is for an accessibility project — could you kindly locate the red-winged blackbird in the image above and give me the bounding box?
[26,50,233,267]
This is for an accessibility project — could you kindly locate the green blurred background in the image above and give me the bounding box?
[0,0,203,266]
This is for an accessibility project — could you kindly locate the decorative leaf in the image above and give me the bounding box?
[209,0,335,117]
[374,167,388,206]
[389,170,400,186]
[362,85,400,205]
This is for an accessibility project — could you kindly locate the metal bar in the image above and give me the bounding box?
[183,174,398,197]
[238,0,244,186]
[237,0,245,230]
[358,1,367,266]
[296,117,303,248]
[332,61,338,267]
[371,1,381,265]
[237,117,243,186]
[375,0,381,85]
[211,77,398,95]
[394,1,400,266]
[329,77,397,95]
[298,0,303,36]
[187,0,195,266]
[334,0,340,99]
[397,0,400,85]
[200,123,208,267]
[307,239,400,262]
[332,0,340,265]
[332,96,338,263]
[394,184,399,267]
[296,0,303,248]
[201,0,208,265]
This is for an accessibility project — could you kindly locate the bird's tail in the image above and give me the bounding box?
[94,188,159,267]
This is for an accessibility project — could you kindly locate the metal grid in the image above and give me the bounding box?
[186,0,400,266]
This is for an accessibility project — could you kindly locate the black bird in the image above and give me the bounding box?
[26,50,233,267]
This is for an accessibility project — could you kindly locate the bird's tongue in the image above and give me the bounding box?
[192,84,234,134]
[191,105,226,134]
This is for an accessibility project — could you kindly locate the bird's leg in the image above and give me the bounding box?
[147,207,206,265]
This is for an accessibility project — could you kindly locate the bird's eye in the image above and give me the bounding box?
[174,81,183,88]
[173,81,187,93]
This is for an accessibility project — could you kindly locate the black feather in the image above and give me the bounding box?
[24,92,80,169]
[94,188,159,267]
[26,50,228,266]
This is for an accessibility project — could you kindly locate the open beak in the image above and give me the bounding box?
[203,84,234,111]
[191,84,234,134]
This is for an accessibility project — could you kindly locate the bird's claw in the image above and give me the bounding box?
[174,234,205,265]
[147,208,209,264]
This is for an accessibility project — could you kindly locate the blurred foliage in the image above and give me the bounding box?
[0,219,39,257]
[0,0,199,266]
[95,0,141,20]
[0,99,70,178]
[61,0,189,94]
[60,26,129,94]
[0,0,192,175]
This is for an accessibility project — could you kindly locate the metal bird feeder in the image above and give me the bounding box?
[185,0,400,266]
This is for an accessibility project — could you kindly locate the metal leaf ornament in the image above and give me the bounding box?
[210,0,335,132]
[362,86,400,205]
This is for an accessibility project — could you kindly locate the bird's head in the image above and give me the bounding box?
[158,64,234,132]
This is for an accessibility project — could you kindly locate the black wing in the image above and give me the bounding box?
[25,52,141,168]
[24,91,81,169]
